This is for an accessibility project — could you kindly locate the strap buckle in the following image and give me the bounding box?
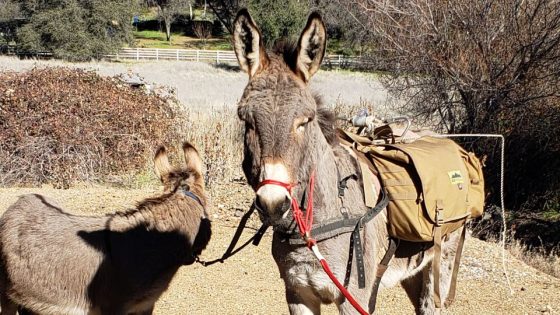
[435,200,445,226]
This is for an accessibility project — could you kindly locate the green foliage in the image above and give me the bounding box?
[247,0,309,46]
[133,30,232,49]
[16,0,136,60]
[0,0,20,22]
[0,0,21,44]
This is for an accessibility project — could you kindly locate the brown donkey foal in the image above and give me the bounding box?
[0,143,211,315]
[233,9,462,315]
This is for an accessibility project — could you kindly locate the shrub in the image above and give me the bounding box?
[0,67,187,187]
[15,0,136,61]
[342,0,560,217]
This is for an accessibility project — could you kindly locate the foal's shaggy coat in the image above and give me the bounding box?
[0,143,211,315]
[233,9,462,314]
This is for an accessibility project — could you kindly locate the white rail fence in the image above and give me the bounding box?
[1,46,368,69]
[107,48,237,63]
[107,48,364,68]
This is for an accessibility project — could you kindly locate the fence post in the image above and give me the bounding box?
[338,55,342,67]
[216,51,220,64]
[176,49,179,61]
[156,48,159,61]
[116,50,119,60]
[136,48,139,61]
[196,50,199,62]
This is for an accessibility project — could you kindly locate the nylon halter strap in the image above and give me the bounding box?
[181,188,204,208]
[256,170,369,315]
[257,171,316,247]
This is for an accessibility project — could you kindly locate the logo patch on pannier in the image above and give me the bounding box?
[448,170,464,184]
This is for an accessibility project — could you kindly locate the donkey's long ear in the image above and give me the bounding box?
[233,8,268,77]
[295,12,326,82]
[154,146,171,180]
[183,142,203,176]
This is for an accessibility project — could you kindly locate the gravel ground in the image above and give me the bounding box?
[0,184,558,315]
[0,57,391,112]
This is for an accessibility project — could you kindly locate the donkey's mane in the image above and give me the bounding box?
[272,39,298,73]
[134,190,176,210]
[315,95,339,146]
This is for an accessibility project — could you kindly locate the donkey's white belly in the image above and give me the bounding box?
[21,301,91,315]
[380,249,434,290]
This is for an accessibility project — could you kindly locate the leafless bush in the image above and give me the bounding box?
[0,68,187,187]
[339,0,560,214]
[180,107,244,187]
[193,20,213,42]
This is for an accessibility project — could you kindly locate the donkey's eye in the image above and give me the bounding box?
[295,117,310,134]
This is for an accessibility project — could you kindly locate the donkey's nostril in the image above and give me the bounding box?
[256,192,290,215]
[255,195,265,211]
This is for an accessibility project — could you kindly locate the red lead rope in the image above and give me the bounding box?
[257,172,369,315]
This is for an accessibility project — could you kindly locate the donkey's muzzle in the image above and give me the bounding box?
[255,193,291,217]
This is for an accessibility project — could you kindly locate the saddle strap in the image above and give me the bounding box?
[445,223,467,307]
[434,219,467,311]
[287,190,388,290]
[433,225,443,309]
[370,237,399,313]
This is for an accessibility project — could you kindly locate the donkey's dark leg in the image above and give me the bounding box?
[135,304,155,315]
[401,266,434,315]
[403,262,436,315]
[403,237,458,315]
[0,294,17,315]
[286,287,321,315]
[16,307,36,315]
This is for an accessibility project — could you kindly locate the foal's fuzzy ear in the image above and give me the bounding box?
[295,12,326,82]
[183,142,203,176]
[233,8,269,77]
[154,146,172,180]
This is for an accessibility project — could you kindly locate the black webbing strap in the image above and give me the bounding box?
[196,203,269,267]
[352,219,367,288]
[338,172,359,197]
[287,189,388,246]
[287,189,389,289]
[369,237,400,312]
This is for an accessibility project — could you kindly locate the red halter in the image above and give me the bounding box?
[256,171,369,315]
[257,171,316,247]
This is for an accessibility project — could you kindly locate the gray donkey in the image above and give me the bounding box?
[233,9,462,315]
[0,143,211,315]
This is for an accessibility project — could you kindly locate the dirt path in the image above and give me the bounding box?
[0,184,558,314]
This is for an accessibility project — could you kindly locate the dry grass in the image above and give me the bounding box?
[508,240,560,278]
[180,107,244,187]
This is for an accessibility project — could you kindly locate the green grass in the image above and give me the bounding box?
[133,30,232,50]
[134,30,168,40]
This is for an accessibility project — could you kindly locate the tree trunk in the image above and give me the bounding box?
[165,17,172,41]
[189,4,193,19]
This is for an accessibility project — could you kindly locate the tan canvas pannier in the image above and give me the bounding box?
[366,136,485,241]
[338,128,485,311]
